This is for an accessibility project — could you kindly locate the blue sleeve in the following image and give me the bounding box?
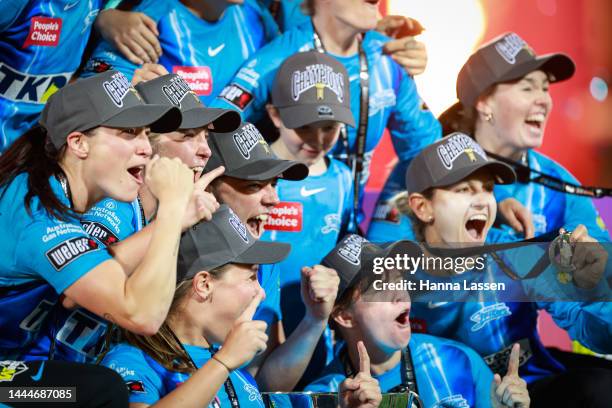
[255,263,282,326]
[463,345,494,408]
[0,0,28,32]
[102,344,164,405]
[81,0,166,80]
[16,218,112,294]
[245,0,280,42]
[538,302,612,354]
[210,29,308,123]
[81,199,139,247]
[387,69,441,162]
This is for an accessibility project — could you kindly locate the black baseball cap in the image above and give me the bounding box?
[135,74,241,132]
[272,51,355,128]
[405,132,516,194]
[203,122,308,181]
[457,32,575,108]
[40,70,182,149]
[322,234,420,298]
[178,204,290,281]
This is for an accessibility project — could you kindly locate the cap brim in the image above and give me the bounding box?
[498,53,575,84]
[227,158,309,181]
[277,103,356,129]
[433,160,516,190]
[234,240,291,266]
[181,107,241,133]
[102,104,182,133]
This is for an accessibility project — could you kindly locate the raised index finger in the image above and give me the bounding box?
[236,289,264,323]
[357,341,371,375]
[196,166,225,190]
[506,343,520,377]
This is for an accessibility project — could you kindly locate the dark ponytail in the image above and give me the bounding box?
[0,126,72,220]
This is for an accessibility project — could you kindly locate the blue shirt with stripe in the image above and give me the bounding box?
[306,333,494,408]
[81,0,279,105]
[0,174,112,359]
[0,0,102,151]
[211,19,441,220]
[103,342,265,407]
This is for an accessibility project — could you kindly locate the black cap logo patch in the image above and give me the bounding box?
[338,235,366,266]
[103,72,131,107]
[232,123,265,159]
[291,64,345,103]
[162,76,191,107]
[437,133,487,170]
[494,33,526,64]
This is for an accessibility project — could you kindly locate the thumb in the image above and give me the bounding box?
[236,288,264,323]
[490,373,502,398]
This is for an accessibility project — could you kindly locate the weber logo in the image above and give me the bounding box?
[81,221,119,246]
[46,237,99,271]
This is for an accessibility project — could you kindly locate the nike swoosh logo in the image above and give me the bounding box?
[300,186,326,197]
[208,44,225,57]
[427,301,448,309]
[64,1,80,11]
[31,361,44,381]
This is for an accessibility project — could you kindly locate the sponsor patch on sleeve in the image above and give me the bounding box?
[371,201,400,224]
[45,237,99,271]
[264,202,302,232]
[81,221,120,246]
[218,84,253,111]
[126,380,146,394]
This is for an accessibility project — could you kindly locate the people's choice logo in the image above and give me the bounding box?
[265,202,302,232]
[173,66,212,96]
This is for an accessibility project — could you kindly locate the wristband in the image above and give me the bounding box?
[212,355,232,373]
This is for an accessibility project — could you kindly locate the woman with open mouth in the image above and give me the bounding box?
[439,32,608,243]
[12,71,241,367]
[398,133,611,407]
[0,70,194,406]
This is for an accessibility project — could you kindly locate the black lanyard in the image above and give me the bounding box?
[168,329,240,408]
[486,151,612,198]
[341,346,420,396]
[313,29,369,232]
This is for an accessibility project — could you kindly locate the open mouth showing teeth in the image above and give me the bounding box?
[247,214,268,238]
[364,0,379,5]
[465,214,487,240]
[127,166,144,184]
[525,113,545,130]
[395,310,410,326]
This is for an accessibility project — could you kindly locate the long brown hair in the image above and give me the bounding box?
[0,126,72,220]
[121,264,232,374]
